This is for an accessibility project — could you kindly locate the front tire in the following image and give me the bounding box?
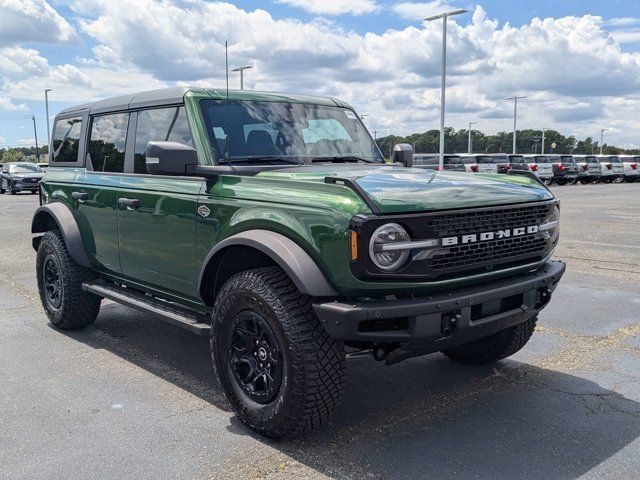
[442,316,537,365]
[36,231,101,329]
[211,267,346,438]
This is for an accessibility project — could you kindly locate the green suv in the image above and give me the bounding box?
[32,87,565,437]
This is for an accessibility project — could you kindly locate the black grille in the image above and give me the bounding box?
[424,204,549,237]
[352,201,557,281]
[431,235,547,271]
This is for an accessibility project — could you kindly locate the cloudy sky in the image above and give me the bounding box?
[1,0,639,149]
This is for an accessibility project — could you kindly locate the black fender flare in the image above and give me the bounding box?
[31,203,92,268]
[199,229,338,301]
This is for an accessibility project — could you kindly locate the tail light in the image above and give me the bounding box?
[632,163,638,170]
[582,164,589,171]
[556,164,564,172]
[471,164,478,173]
[606,164,613,170]
[529,164,538,172]
[503,163,511,170]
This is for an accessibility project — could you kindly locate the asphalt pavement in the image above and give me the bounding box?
[1,183,639,480]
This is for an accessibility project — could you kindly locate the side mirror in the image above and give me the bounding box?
[392,143,414,167]
[145,141,198,175]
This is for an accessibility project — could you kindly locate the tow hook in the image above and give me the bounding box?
[441,311,460,338]
[536,287,551,308]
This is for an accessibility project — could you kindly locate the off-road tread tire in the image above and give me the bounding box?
[443,316,537,365]
[211,266,346,438]
[36,230,101,329]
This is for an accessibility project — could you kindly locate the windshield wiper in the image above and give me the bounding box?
[219,156,303,165]
[312,155,376,164]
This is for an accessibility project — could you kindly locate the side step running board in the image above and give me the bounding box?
[82,281,211,336]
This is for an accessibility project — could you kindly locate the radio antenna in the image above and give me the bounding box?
[225,40,232,166]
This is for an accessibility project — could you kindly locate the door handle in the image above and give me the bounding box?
[118,197,140,209]
[71,191,88,201]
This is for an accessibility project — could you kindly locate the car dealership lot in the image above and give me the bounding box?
[1,184,639,480]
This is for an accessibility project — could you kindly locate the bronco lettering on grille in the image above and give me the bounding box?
[441,225,540,246]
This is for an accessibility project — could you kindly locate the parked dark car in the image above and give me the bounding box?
[548,155,578,185]
[0,162,44,194]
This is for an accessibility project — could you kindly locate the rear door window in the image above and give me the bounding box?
[52,117,82,163]
[87,113,130,173]
[133,106,193,174]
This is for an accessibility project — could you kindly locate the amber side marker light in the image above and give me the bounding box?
[350,230,359,261]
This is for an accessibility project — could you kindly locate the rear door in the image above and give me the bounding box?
[117,105,203,299]
[73,112,130,273]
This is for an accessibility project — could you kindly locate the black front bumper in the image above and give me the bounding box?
[314,261,565,359]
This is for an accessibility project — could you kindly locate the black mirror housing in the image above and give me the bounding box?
[392,143,414,167]
[145,141,199,175]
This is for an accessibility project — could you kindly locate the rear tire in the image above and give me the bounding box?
[555,180,566,186]
[36,231,101,329]
[211,266,346,438]
[443,316,537,365]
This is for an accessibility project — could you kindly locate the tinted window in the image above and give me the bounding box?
[133,107,192,174]
[509,155,525,164]
[88,113,129,173]
[52,117,82,163]
[609,157,622,163]
[443,156,461,165]
[476,156,493,164]
[585,156,598,163]
[413,155,438,165]
[534,156,551,163]
[200,100,383,163]
[560,156,575,164]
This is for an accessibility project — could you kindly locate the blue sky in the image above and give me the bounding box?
[1,0,640,150]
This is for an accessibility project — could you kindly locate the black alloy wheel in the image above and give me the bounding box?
[42,254,63,310]
[228,311,283,404]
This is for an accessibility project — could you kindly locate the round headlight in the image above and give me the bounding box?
[545,205,560,243]
[369,223,411,272]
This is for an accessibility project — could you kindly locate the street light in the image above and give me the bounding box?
[600,128,610,155]
[424,8,468,171]
[31,115,40,161]
[231,65,253,90]
[468,121,477,153]
[541,127,546,154]
[44,89,52,145]
[505,95,526,154]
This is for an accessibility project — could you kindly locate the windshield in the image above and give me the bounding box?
[9,163,42,173]
[560,156,575,164]
[608,156,622,163]
[476,156,495,164]
[584,156,598,163]
[509,155,525,163]
[489,155,508,163]
[200,100,384,164]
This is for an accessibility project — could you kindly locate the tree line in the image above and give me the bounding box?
[0,145,49,163]
[375,128,639,158]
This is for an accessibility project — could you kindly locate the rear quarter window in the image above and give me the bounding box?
[51,117,83,164]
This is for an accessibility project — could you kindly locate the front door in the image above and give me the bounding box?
[117,106,201,298]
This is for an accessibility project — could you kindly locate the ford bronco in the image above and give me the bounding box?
[32,87,565,438]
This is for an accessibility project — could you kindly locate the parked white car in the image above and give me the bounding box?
[619,155,639,183]
[572,155,601,184]
[523,155,554,185]
[457,154,498,173]
[596,155,625,183]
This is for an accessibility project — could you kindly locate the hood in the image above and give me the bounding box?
[12,172,44,178]
[258,166,554,214]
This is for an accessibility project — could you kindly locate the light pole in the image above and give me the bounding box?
[231,65,253,90]
[31,115,40,161]
[599,128,609,155]
[424,8,468,171]
[44,89,52,146]
[541,127,546,154]
[505,95,526,154]
[468,121,477,153]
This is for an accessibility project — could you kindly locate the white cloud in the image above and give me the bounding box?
[392,1,465,21]
[0,95,27,111]
[605,17,640,27]
[610,28,640,44]
[0,0,77,45]
[275,0,379,16]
